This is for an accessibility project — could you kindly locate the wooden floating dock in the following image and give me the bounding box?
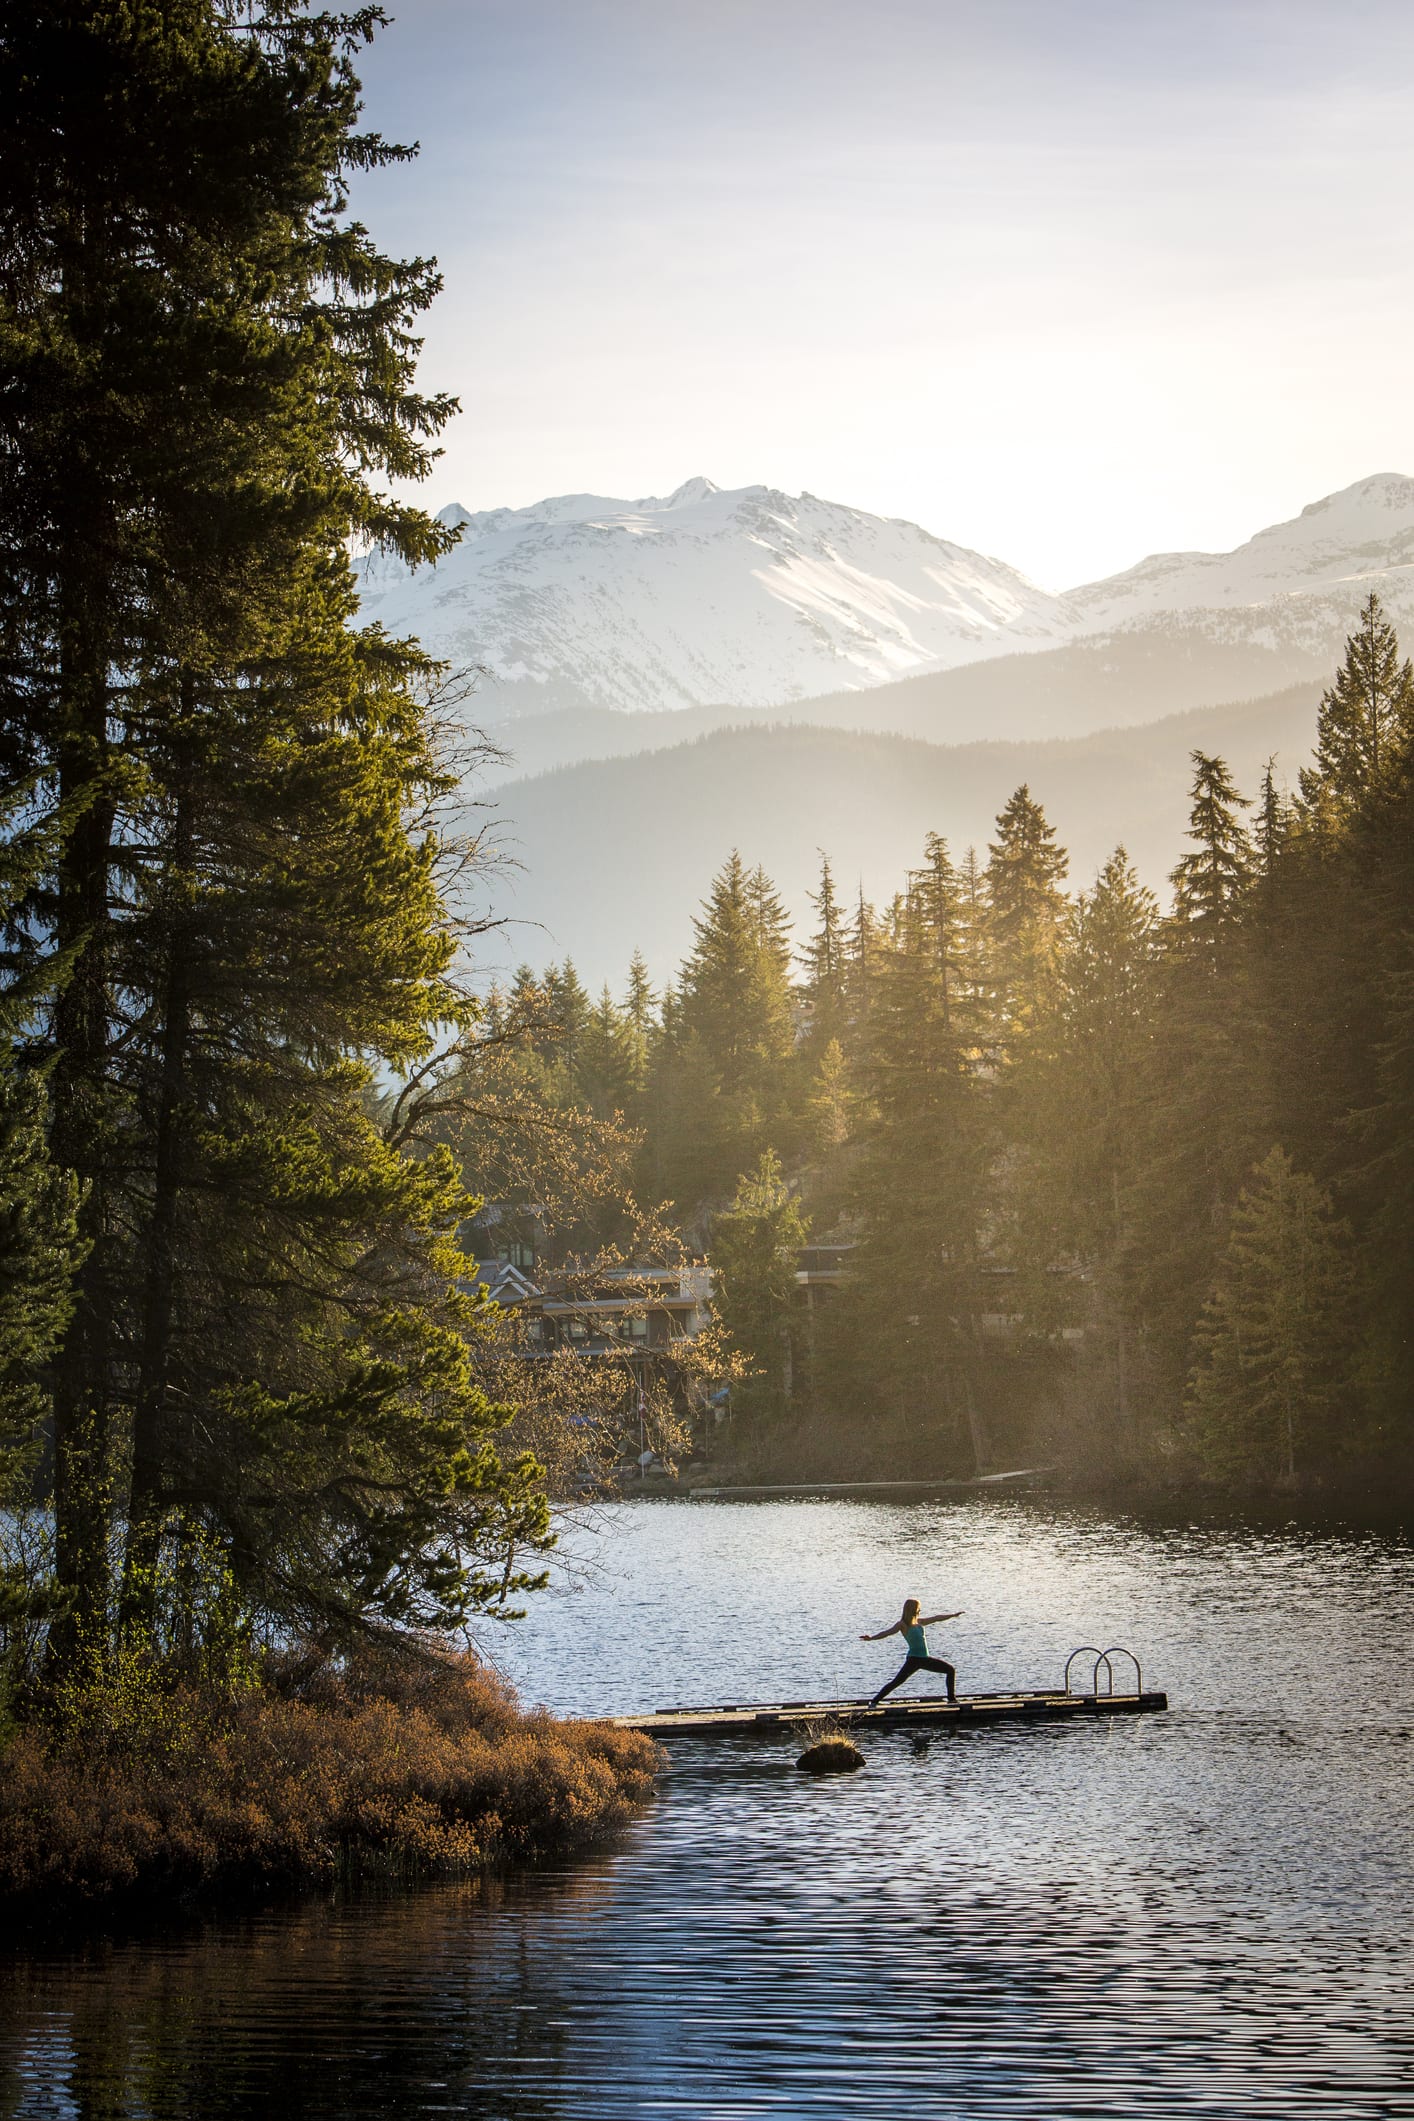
[614,1687,1167,1740]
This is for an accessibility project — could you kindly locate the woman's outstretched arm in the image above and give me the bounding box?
[859,1621,903,1642]
[919,1610,964,1625]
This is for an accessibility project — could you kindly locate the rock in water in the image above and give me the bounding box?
[797,1739,865,1775]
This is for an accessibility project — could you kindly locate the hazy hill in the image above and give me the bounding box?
[475,625,1330,790]
[470,680,1322,990]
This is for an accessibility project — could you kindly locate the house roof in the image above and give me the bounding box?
[465,1260,541,1305]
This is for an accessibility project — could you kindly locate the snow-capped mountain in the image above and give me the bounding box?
[355,477,1071,716]
[356,471,1414,734]
[1068,475,1414,653]
[1069,473,1414,630]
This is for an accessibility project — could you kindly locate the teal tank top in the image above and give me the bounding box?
[903,1622,928,1657]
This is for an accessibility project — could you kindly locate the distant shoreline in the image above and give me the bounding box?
[607,1463,1414,1534]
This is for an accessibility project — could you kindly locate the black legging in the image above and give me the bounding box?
[871,1653,956,1705]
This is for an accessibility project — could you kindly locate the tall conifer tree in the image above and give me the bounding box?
[710,1150,808,1425]
[840,847,994,1467]
[1298,592,1414,825]
[1185,1149,1354,1488]
[1125,754,1260,1402]
[664,852,796,1200]
[578,986,642,1122]
[623,951,657,1036]
[800,852,848,1048]
[2,3,554,1660]
[1169,753,1253,945]
[1022,849,1160,1443]
[986,785,1069,1041]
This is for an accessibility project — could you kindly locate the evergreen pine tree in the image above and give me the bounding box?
[746,863,793,981]
[545,961,591,1080]
[1169,753,1254,945]
[509,966,544,1017]
[709,1150,808,1425]
[647,1028,727,1229]
[0,947,82,1648]
[0,1060,80,1441]
[1185,1148,1354,1487]
[2,3,551,1662]
[804,1037,851,1155]
[112,557,554,1642]
[623,951,658,1036]
[1349,731,1414,1437]
[910,833,962,1027]
[1129,756,1261,1406]
[800,852,848,1047]
[0,796,83,1444]
[953,848,996,1059]
[1058,852,1159,1214]
[1255,759,1295,882]
[844,881,881,1049]
[1298,592,1414,825]
[618,951,657,1114]
[1024,849,1160,1447]
[1242,754,1343,1183]
[986,786,1069,1040]
[577,986,642,1122]
[671,852,795,1199]
[681,853,781,1094]
[838,851,995,1468]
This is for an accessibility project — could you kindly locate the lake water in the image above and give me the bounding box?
[4,1498,1413,2119]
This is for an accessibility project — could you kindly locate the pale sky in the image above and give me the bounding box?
[352,0,1414,588]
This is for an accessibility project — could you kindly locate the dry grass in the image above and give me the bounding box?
[0,1645,659,1908]
[797,1713,857,1748]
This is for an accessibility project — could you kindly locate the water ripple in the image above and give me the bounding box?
[3,1500,1412,2119]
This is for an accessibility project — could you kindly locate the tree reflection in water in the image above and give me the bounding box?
[3,1862,623,2121]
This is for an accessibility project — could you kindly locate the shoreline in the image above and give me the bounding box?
[0,1649,660,1924]
[609,1464,1414,1533]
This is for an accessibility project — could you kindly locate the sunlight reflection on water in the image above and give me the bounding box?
[4,1499,1413,2119]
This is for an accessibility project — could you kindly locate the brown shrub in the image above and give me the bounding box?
[0,1647,659,1907]
[796,1738,864,1774]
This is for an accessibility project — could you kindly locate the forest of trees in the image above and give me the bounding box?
[0,3,575,1697]
[496,596,1414,1497]
[1,0,1409,1766]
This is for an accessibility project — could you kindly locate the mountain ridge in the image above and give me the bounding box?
[361,472,1414,759]
[358,477,1068,717]
[1068,472,1414,622]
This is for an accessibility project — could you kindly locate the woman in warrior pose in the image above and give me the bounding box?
[861,1597,963,1706]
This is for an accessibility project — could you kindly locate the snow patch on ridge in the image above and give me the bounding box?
[1066,473,1414,624]
[355,480,1070,714]
[357,472,1414,724]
